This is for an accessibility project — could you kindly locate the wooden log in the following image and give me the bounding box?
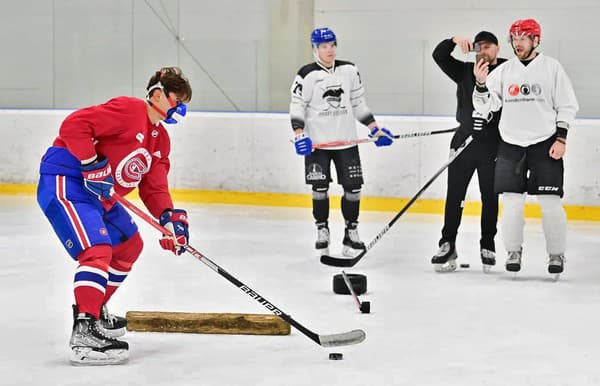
[126,311,291,336]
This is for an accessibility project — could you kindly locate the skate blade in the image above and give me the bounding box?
[70,347,128,366]
[552,273,561,282]
[482,264,493,274]
[433,260,457,273]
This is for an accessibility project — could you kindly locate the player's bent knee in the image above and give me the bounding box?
[343,186,361,202]
[77,244,112,271]
[111,232,143,271]
[312,186,329,200]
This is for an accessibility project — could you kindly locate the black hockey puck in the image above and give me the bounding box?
[329,353,343,360]
[333,273,367,295]
[460,263,470,268]
[360,301,370,314]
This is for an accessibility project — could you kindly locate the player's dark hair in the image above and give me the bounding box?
[146,67,192,103]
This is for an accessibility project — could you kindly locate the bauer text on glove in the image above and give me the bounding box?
[81,158,114,200]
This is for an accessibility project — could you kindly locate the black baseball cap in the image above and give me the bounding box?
[474,31,498,45]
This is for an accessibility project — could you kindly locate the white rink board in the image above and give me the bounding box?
[0,109,599,206]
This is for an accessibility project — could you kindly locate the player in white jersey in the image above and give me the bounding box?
[472,19,579,278]
[289,27,394,257]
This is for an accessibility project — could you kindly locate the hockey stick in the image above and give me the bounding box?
[311,127,456,149]
[320,135,474,267]
[113,193,366,347]
[341,271,370,314]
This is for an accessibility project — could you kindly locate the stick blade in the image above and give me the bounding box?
[320,254,359,267]
[319,329,366,347]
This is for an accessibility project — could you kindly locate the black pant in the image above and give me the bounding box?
[440,138,499,251]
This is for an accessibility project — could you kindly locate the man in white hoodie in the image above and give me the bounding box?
[472,18,579,277]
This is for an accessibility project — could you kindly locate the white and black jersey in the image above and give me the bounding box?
[473,53,579,147]
[290,60,375,149]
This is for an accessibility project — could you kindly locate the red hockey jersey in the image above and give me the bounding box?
[53,96,174,218]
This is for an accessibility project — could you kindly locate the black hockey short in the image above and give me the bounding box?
[304,146,364,188]
[494,136,564,197]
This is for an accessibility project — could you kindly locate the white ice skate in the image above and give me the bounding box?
[431,241,457,272]
[342,223,365,258]
[315,224,330,256]
[481,249,496,274]
[505,250,522,279]
[99,305,128,338]
[70,313,129,366]
[548,254,565,281]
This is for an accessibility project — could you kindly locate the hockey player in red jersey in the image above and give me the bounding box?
[37,67,192,365]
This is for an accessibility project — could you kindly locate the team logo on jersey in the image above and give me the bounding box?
[306,163,327,181]
[322,85,345,110]
[115,148,153,188]
[66,239,73,249]
[152,129,159,137]
[99,228,108,236]
[507,83,542,97]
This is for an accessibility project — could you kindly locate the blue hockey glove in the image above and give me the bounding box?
[369,127,394,147]
[294,132,313,156]
[81,158,114,200]
[159,209,189,255]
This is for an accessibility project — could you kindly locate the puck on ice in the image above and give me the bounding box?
[460,263,470,268]
[329,353,343,360]
[360,301,371,314]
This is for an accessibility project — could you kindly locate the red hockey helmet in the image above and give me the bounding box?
[509,19,541,40]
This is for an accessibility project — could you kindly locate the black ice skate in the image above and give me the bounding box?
[342,222,365,258]
[505,249,522,277]
[480,248,496,274]
[548,253,565,280]
[315,222,330,256]
[99,304,128,338]
[70,312,129,366]
[431,241,457,272]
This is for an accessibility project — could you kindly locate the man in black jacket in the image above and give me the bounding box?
[431,31,506,273]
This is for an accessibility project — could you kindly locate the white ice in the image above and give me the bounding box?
[1,195,600,386]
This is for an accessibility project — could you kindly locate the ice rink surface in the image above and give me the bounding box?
[2,195,600,386]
